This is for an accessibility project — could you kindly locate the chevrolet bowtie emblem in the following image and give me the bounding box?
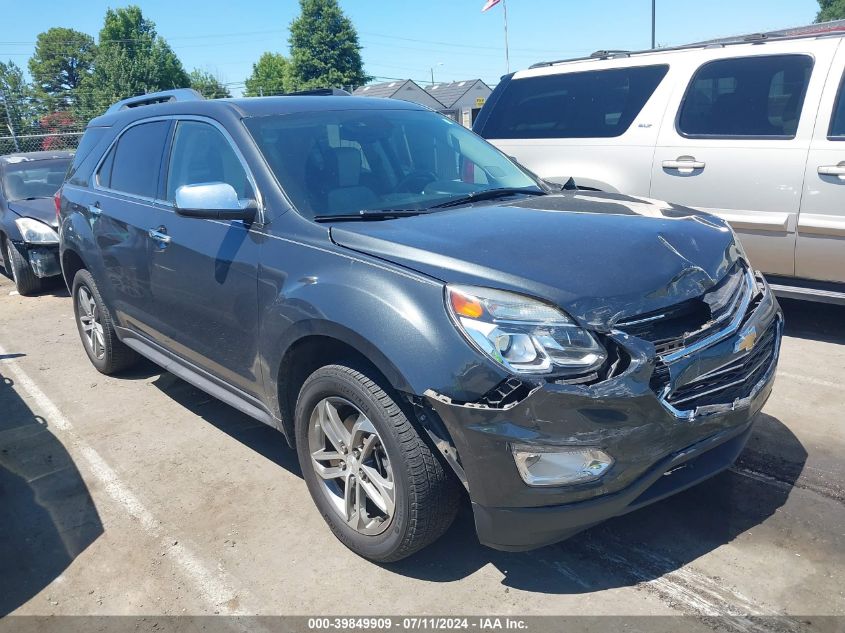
[735,326,758,353]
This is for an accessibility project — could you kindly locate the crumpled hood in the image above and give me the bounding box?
[8,198,58,228]
[330,191,743,328]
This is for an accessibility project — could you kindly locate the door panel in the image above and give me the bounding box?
[148,216,263,395]
[148,119,263,395]
[796,47,845,283]
[90,120,172,336]
[650,43,839,277]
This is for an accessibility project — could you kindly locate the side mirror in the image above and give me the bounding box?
[174,183,258,221]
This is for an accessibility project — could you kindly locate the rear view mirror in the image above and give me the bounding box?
[174,182,257,221]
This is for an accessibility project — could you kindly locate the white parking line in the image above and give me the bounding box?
[0,344,254,616]
[777,371,838,391]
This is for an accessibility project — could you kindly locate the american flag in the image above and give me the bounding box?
[481,0,501,12]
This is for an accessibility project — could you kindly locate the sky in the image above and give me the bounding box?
[0,0,823,96]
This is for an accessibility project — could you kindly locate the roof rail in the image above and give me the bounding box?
[528,26,845,70]
[590,49,631,59]
[284,88,351,96]
[106,88,204,114]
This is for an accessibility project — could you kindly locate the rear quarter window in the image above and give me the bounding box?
[478,64,669,139]
[678,54,814,139]
[67,127,108,186]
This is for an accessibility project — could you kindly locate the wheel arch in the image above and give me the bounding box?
[274,325,415,447]
[61,248,88,291]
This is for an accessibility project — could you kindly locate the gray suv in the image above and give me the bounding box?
[58,89,782,561]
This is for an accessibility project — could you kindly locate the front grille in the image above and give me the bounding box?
[617,264,752,357]
[659,318,779,411]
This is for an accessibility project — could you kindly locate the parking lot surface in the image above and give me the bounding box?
[1,272,843,629]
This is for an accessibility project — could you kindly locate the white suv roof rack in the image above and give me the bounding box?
[530,24,845,69]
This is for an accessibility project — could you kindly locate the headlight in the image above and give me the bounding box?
[446,285,606,376]
[15,218,59,244]
[512,445,614,486]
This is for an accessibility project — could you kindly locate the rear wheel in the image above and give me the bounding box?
[3,239,41,296]
[295,364,460,562]
[72,269,138,374]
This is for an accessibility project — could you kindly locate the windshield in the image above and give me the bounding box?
[2,158,71,201]
[244,109,540,219]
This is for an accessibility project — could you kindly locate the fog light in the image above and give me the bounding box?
[511,445,613,487]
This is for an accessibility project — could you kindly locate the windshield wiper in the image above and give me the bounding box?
[314,208,426,222]
[429,187,546,209]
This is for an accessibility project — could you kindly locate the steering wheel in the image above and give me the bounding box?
[395,170,438,193]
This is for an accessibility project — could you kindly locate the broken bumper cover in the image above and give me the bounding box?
[25,244,61,278]
[425,277,781,552]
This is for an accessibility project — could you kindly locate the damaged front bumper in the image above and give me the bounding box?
[423,273,782,552]
[24,243,61,278]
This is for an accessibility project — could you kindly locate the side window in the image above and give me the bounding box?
[678,54,813,139]
[108,121,170,197]
[96,145,116,188]
[166,121,252,201]
[67,127,106,186]
[829,72,845,139]
[478,65,669,139]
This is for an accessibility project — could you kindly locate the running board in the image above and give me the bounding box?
[769,282,845,305]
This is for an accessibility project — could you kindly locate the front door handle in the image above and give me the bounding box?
[148,226,171,247]
[818,162,845,178]
[663,156,706,172]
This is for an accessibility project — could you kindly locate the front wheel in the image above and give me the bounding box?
[295,364,460,562]
[3,239,41,296]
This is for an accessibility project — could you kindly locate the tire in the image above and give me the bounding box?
[72,268,138,374]
[3,238,42,296]
[295,364,460,562]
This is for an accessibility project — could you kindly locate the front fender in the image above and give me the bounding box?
[257,238,509,416]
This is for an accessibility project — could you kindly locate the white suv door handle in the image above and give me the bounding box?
[818,163,845,178]
[663,156,706,171]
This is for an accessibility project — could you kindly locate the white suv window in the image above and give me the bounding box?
[479,65,669,139]
[829,72,845,140]
[678,54,813,139]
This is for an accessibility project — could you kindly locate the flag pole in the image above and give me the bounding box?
[503,0,510,73]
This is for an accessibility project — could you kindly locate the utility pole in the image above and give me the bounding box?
[503,0,511,73]
[0,90,20,152]
[651,0,656,49]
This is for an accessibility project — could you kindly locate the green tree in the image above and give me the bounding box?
[28,27,96,111]
[77,5,190,118]
[287,0,369,91]
[0,61,39,152]
[817,0,845,21]
[244,52,290,96]
[189,69,231,99]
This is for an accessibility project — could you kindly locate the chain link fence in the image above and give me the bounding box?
[1,90,87,155]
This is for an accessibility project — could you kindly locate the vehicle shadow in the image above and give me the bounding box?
[149,372,302,477]
[0,269,69,298]
[387,412,806,593]
[0,368,103,615]
[779,298,845,345]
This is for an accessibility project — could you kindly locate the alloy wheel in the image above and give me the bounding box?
[308,397,396,536]
[77,285,106,360]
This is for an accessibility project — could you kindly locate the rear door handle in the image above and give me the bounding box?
[818,163,845,178]
[148,226,171,246]
[663,156,706,172]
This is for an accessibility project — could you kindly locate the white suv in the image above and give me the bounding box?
[475,31,845,303]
